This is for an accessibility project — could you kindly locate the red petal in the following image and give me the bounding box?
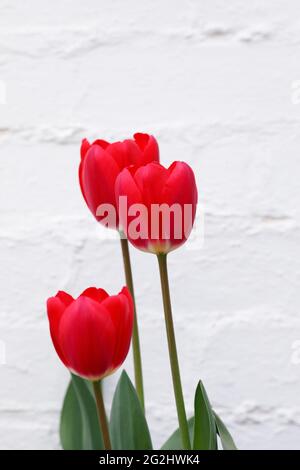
[80,139,91,160]
[56,290,74,306]
[59,296,116,380]
[106,141,128,169]
[161,161,198,249]
[81,287,109,303]
[115,167,144,237]
[79,159,88,204]
[133,132,150,151]
[134,162,168,206]
[47,294,72,367]
[164,161,198,208]
[134,133,160,164]
[101,289,133,369]
[80,145,120,227]
[123,139,144,166]
[92,139,110,149]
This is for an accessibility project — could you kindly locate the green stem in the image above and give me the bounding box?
[157,253,191,450]
[120,236,145,412]
[92,380,111,450]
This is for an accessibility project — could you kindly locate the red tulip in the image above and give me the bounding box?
[115,161,198,254]
[47,287,133,381]
[79,133,159,229]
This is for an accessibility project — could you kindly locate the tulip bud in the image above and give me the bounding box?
[115,161,198,254]
[47,287,133,381]
[79,133,159,229]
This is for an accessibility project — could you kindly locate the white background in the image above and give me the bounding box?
[0,0,300,450]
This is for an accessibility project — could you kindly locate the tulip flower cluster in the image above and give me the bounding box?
[47,132,236,451]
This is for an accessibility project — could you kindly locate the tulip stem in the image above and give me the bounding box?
[120,236,145,412]
[92,380,111,450]
[157,253,191,450]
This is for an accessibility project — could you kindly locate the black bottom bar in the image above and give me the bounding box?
[0,450,298,466]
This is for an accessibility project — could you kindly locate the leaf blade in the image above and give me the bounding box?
[71,374,104,450]
[193,381,217,450]
[60,380,83,450]
[110,370,152,450]
[214,412,237,450]
[161,418,194,450]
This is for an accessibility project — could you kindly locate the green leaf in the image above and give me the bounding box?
[71,374,104,450]
[161,418,194,450]
[59,375,104,450]
[193,381,217,450]
[161,409,237,451]
[110,370,152,450]
[214,412,237,450]
[60,380,83,450]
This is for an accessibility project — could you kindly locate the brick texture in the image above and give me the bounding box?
[0,0,300,449]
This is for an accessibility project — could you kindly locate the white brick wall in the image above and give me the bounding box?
[1,0,300,449]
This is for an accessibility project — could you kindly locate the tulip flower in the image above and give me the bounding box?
[47,286,133,381]
[116,160,198,450]
[115,161,198,254]
[47,286,134,450]
[79,133,159,229]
